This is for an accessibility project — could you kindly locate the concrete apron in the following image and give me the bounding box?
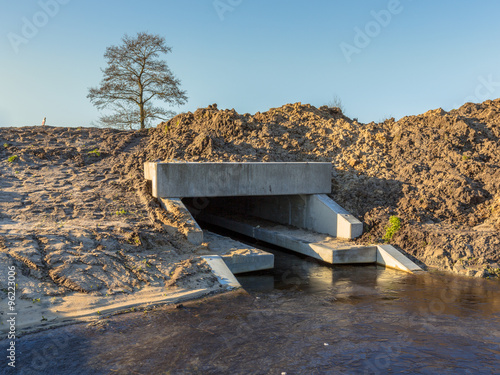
[157,196,422,274]
[197,212,423,274]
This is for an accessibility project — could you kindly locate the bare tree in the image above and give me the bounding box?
[88,32,187,130]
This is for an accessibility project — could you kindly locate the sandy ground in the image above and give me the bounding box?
[0,127,234,335]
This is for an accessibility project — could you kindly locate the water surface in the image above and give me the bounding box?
[2,246,499,374]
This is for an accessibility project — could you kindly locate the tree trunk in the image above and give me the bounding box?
[140,102,145,130]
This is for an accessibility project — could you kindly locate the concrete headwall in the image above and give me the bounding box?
[144,162,331,198]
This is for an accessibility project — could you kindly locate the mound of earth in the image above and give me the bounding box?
[145,100,500,277]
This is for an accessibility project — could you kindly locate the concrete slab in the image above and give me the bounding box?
[201,255,241,289]
[158,198,203,245]
[198,212,376,265]
[376,245,423,273]
[204,231,274,274]
[145,162,331,198]
[198,213,425,274]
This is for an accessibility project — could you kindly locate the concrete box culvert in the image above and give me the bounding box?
[145,162,422,273]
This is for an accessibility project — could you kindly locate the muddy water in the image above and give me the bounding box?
[2,247,500,375]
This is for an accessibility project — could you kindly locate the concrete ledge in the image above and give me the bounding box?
[221,252,274,274]
[158,198,203,245]
[376,245,423,273]
[145,162,331,198]
[199,212,376,265]
[204,231,274,274]
[201,255,241,289]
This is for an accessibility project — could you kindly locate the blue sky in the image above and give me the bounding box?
[1,0,500,127]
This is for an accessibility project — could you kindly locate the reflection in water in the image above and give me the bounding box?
[240,246,500,318]
[2,245,500,374]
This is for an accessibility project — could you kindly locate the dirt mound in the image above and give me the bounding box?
[142,99,500,277]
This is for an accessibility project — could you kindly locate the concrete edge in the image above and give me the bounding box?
[144,161,153,180]
[337,214,364,239]
[0,287,218,337]
[158,198,203,245]
[221,253,275,274]
[201,255,241,289]
[204,231,275,274]
[376,245,424,273]
[144,162,160,197]
[316,194,363,239]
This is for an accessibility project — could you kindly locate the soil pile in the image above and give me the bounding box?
[143,100,500,277]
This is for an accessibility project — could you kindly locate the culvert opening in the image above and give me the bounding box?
[182,195,292,226]
[181,195,379,267]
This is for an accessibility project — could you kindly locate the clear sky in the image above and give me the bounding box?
[1,0,500,127]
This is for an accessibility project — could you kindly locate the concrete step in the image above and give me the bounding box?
[197,212,423,273]
[204,231,274,274]
[198,212,376,264]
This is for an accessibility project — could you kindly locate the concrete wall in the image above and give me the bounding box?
[144,162,331,198]
[207,194,363,239]
[158,198,203,245]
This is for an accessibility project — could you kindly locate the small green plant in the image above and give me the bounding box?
[96,310,101,315]
[32,298,41,303]
[3,143,8,148]
[88,148,101,157]
[116,209,128,215]
[7,155,18,163]
[383,216,401,243]
[462,155,470,161]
